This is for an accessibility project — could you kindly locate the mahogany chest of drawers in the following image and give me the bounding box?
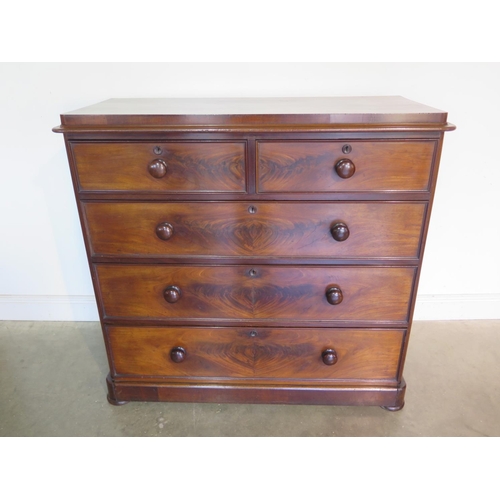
[54,97,454,410]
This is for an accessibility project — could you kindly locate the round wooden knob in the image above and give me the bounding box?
[326,286,343,305]
[170,347,186,363]
[335,159,355,179]
[156,222,174,240]
[331,222,350,242]
[163,285,181,303]
[322,348,338,366]
[148,159,167,178]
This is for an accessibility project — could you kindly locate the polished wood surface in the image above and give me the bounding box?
[83,201,425,259]
[108,326,403,381]
[72,142,246,192]
[96,265,414,322]
[170,346,186,363]
[257,140,435,192]
[57,96,449,127]
[326,286,343,306]
[111,379,407,406]
[55,96,454,408]
[147,159,168,179]
[155,222,174,241]
[321,348,338,366]
[163,286,181,304]
[330,222,350,242]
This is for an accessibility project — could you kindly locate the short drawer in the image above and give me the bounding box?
[96,265,415,322]
[108,326,403,382]
[84,201,425,259]
[257,140,435,192]
[71,142,246,192]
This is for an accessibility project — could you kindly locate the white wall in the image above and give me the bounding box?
[0,63,498,320]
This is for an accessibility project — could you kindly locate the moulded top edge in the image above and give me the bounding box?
[57,96,450,127]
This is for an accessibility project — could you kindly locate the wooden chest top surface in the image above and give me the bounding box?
[56,96,450,128]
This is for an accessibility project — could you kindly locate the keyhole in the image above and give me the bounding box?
[249,330,257,337]
[342,144,352,154]
[248,205,257,214]
[249,269,257,277]
[153,146,163,155]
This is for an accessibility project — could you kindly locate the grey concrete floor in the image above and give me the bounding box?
[0,320,499,436]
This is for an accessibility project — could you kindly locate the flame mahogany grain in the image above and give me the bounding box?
[108,326,403,382]
[96,265,415,322]
[54,97,454,409]
[83,201,425,259]
[71,142,246,193]
[257,141,435,192]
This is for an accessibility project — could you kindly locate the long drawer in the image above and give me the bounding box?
[71,142,246,192]
[257,140,435,192]
[83,201,425,259]
[96,265,415,322]
[108,326,403,382]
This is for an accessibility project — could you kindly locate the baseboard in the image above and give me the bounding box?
[0,295,99,321]
[0,294,498,321]
[413,293,500,320]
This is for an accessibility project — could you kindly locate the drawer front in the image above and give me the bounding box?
[257,140,435,192]
[108,326,403,382]
[71,142,246,192]
[84,201,425,259]
[96,265,415,322]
